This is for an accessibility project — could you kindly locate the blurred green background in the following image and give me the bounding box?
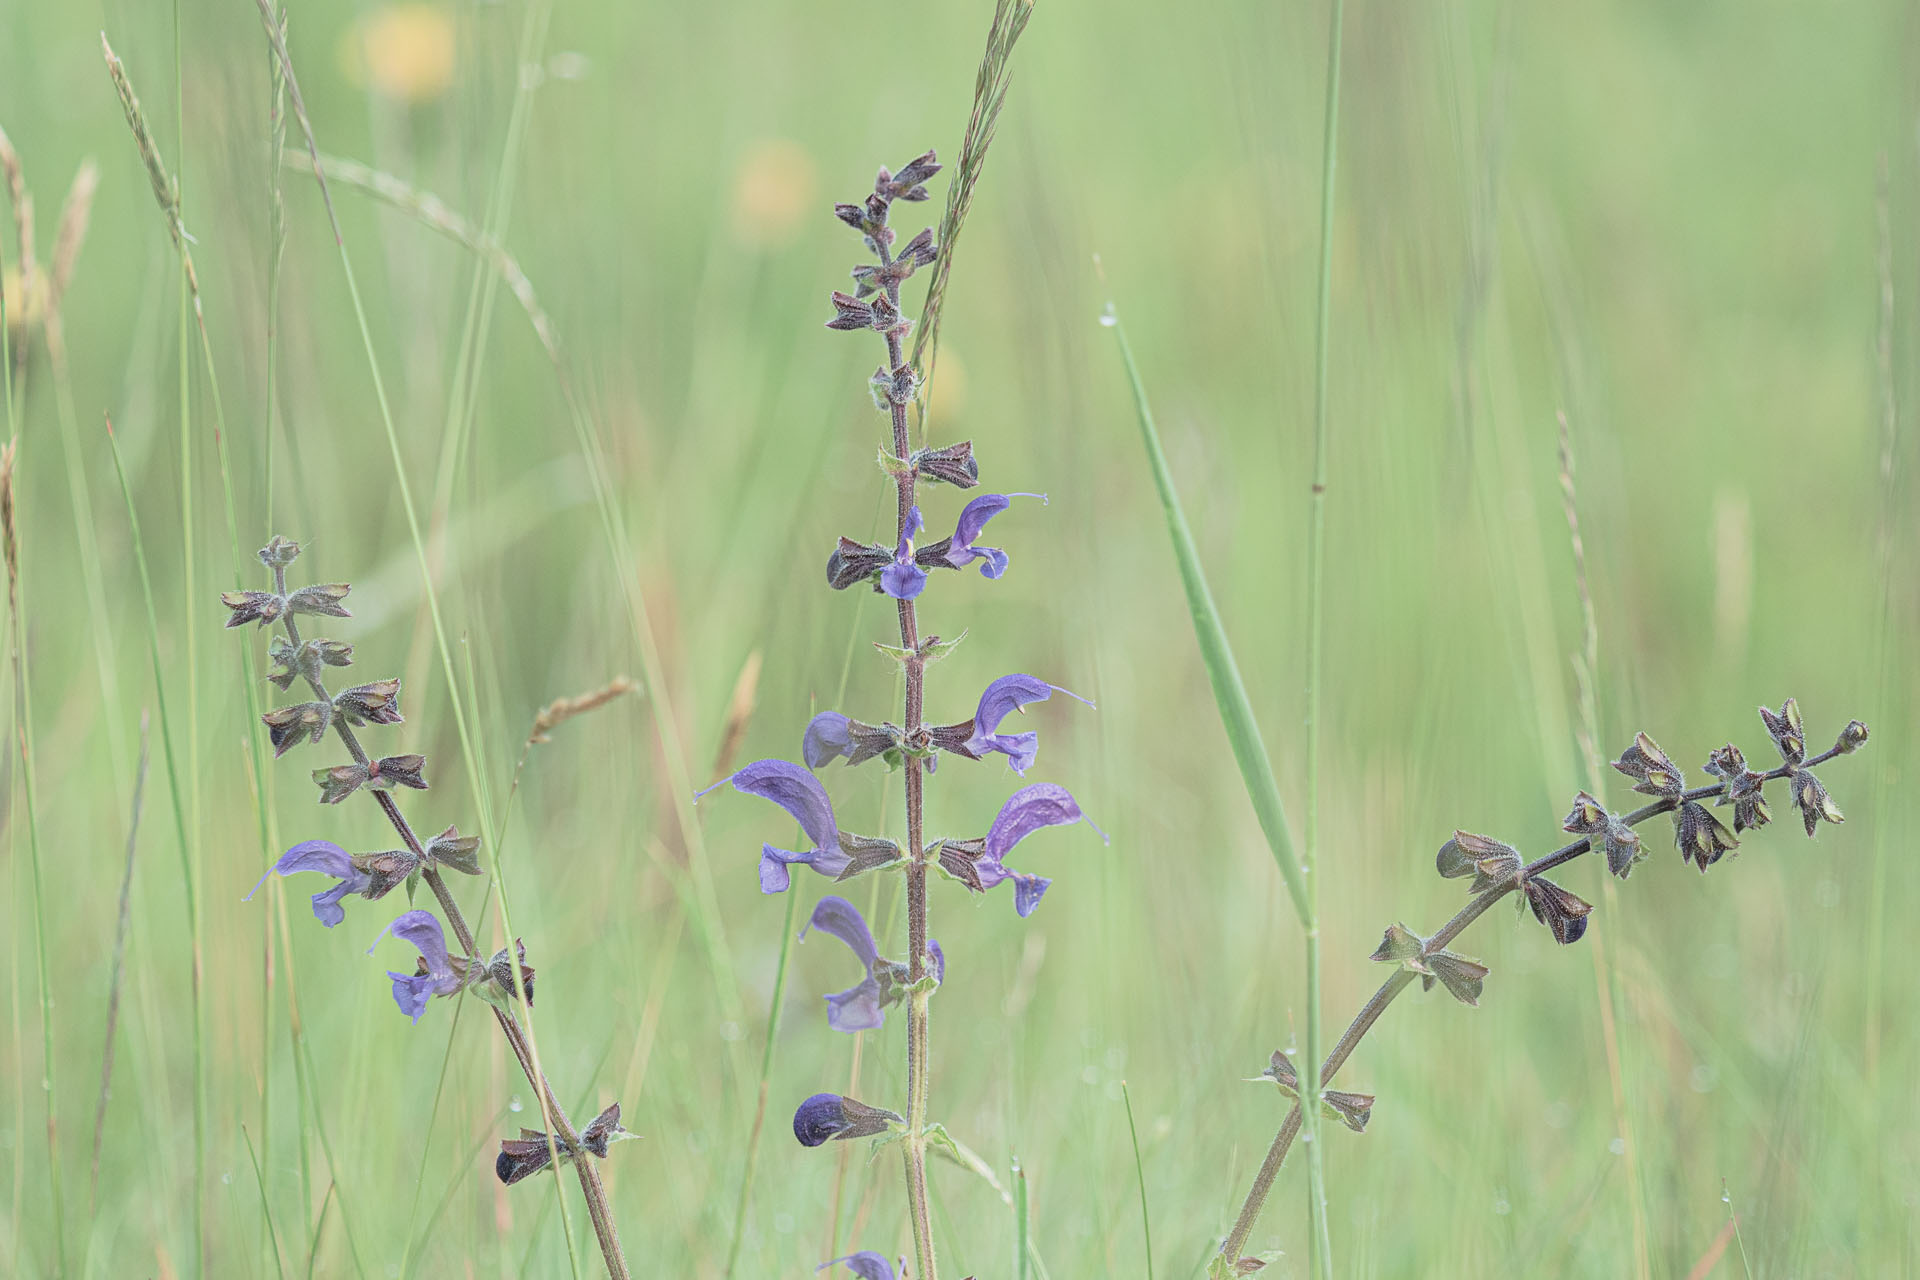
[1,0,1914,1275]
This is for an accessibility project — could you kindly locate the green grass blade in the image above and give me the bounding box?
[1122,1082,1154,1280]
[1300,2,1346,1274]
[103,416,202,1280]
[242,1125,289,1280]
[1101,302,1308,925]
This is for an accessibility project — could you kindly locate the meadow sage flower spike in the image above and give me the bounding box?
[227,535,630,1270]
[1223,703,1872,1271]
[792,1093,902,1148]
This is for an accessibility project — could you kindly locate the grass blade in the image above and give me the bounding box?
[1121,1082,1154,1280]
[1100,301,1307,923]
[91,713,151,1205]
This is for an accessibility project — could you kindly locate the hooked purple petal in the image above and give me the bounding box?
[369,908,453,971]
[817,1253,897,1280]
[926,939,945,985]
[712,759,841,855]
[986,782,1102,859]
[953,493,1012,547]
[804,895,881,968]
[803,712,853,769]
[369,909,461,1023]
[245,839,371,928]
[973,675,1073,733]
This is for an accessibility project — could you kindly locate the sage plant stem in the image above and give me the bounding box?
[270,568,630,1280]
[877,235,941,1280]
[1219,744,1850,1263]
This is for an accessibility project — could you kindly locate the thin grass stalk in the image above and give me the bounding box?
[1014,1159,1030,1280]
[43,267,138,811]
[721,886,801,1278]
[1557,411,1652,1280]
[102,416,203,1278]
[1121,1082,1154,1280]
[4,442,67,1278]
[1299,2,1345,1271]
[454,648,589,1280]
[165,11,208,1260]
[91,715,151,1208]
[242,1126,290,1280]
[1862,154,1898,1084]
[1,173,24,1280]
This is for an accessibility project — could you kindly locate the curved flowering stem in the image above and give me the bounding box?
[234,543,627,1278]
[1214,720,1868,1273]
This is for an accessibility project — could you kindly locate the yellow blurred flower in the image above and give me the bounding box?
[730,139,817,250]
[343,5,456,105]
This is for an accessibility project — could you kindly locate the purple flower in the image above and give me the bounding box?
[915,493,1043,581]
[818,1253,898,1280]
[801,712,900,770]
[792,1093,900,1147]
[368,910,465,1024]
[937,782,1106,917]
[245,839,372,928]
[801,895,943,1033]
[879,506,927,601]
[930,674,1094,775]
[697,759,852,892]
